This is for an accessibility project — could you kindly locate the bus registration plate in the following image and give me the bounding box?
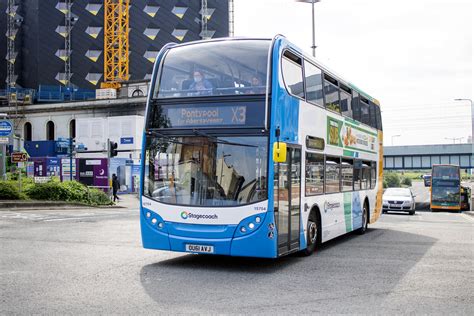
[185,244,214,254]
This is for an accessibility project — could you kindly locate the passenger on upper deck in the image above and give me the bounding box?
[188,70,213,96]
[247,76,265,94]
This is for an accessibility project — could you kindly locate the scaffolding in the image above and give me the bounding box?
[102,0,130,89]
[6,0,17,90]
[201,0,208,39]
[228,0,234,37]
[64,0,72,88]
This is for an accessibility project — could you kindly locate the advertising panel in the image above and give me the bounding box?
[77,158,108,190]
[327,117,377,156]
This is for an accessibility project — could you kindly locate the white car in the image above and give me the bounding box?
[382,187,416,215]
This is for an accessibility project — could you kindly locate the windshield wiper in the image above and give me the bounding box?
[192,129,258,148]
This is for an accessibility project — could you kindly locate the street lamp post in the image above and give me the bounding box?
[454,98,473,173]
[296,0,321,57]
[391,134,401,146]
[0,113,8,180]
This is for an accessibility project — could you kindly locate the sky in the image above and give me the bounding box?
[234,0,473,146]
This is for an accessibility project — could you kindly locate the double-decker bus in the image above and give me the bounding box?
[430,164,471,211]
[140,36,384,258]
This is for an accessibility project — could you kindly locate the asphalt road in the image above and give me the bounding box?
[1,206,473,314]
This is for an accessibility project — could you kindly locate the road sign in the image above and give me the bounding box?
[0,137,9,144]
[0,120,13,137]
[11,152,28,163]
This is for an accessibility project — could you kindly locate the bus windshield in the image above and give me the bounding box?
[431,165,461,205]
[144,135,268,206]
[154,40,271,98]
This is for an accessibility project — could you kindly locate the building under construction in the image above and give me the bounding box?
[0,0,230,90]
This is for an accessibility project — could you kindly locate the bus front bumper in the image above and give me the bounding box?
[141,212,278,258]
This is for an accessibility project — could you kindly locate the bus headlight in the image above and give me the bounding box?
[142,209,168,233]
[235,213,266,237]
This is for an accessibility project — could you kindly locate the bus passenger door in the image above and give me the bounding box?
[274,147,301,256]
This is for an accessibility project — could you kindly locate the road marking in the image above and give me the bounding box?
[461,214,474,222]
[1,209,138,222]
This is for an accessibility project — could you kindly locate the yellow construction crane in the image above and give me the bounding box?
[101,0,129,89]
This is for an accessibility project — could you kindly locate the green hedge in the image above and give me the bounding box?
[401,177,412,186]
[0,181,22,200]
[384,173,401,188]
[25,179,112,206]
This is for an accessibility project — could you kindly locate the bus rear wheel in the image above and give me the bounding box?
[302,213,319,256]
[356,203,368,235]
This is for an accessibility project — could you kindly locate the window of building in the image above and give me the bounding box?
[143,50,159,63]
[85,73,102,86]
[85,50,102,62]
[305,153,324,195]
[46,121,55,141]
[85,3,102,16]
[144,28,160,40]
[282,51,304,98]
[325,156,340,193]
[55,49,70,61]
[340,84,352,118]
[55,26,68,38]
[324,74,340,113]
[341,159,353,191]
[143,5,159,17]
[171,29,188,41]
[55,2,71,15]
[69,119,76,139]
[85,26,102,39]
[304,61,323,106]
[24,122,32,141]
[172,6,188,19]
[55,73,68,85]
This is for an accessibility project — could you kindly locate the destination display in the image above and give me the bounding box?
[150,101,265,129]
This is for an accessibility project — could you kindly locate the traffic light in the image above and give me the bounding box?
[109,141,118,157]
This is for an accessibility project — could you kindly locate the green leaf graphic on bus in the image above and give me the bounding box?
[327,117,342,147]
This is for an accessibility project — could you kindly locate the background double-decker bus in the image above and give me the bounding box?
[141,36,384,258]
[430,164,471,211]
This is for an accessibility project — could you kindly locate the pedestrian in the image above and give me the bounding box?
[112,174,120,202]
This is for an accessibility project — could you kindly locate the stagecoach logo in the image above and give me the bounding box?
[324,201,341,213]
[180,211,218,220]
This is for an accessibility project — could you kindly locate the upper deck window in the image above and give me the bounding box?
[155,40,270,99]
[282,50,304,98]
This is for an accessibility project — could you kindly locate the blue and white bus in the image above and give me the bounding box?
[141,36,383,258]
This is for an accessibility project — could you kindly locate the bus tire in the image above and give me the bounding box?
[356,201,369,235]
[302,210,320,256]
